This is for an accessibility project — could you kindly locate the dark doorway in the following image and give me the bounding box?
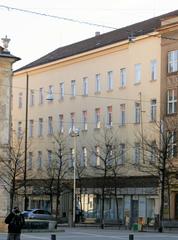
[175,193,178,219]
[131,199,139,225]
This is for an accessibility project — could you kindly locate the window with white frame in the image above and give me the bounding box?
[107,106,112,127]
[150,141,156,163]
[94,146,100,166]
[48,116,53,135]
[30,89,35,106]
[71,80,76,97]
[17,121,22,138]
[150,60,157,80]
[70,112,75,130]
[133,143,140,164]
[120,68,126,87]
[48,150,52,168]
[69,148,74,168]
[168,50,178,73]
[38,118,43,137]
[29,119,34,137]
[48,85,54,100]
[167,89,177,114]
[107,71,113,90]
[28,152,33,170]
[81,147,87,167]
[59,82,64,100]
[106,144,113,166]
[120,104,126,126]
[168,131,177,158]
[118,143,125,165]
[95,108,101,128]
[37,151,42,169]
[135,102,140,124]
[82,110,87,130]
[95,73,101,93]
[83,77,88,96]
[150,99,157,122]
[18,92,23,108]
[39,88,44,104]
[135,64,141,84]
[59,114,64,133]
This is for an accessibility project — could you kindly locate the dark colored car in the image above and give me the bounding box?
[22,209,53,220]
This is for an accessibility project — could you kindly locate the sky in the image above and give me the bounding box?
[0,0,178,70]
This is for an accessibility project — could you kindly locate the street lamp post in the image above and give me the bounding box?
[69,127,79,226]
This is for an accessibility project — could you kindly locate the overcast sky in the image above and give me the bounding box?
[0,0,178,69]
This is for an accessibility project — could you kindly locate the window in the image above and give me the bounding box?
[150,99,157,122]
[38,118,43,137]
[94,146,100,166]
[106,144,113,166]
[28,152,33,170]
[83,77,88,96]
[48,150,52,168]
[82,111,87,130]
[168,50,178,73]
[120,68,126,87]
[151,60,157,80]
[95,73,101,93]
[18,92,23,108]
[107,71,113,90]
[167,89,177,114]
[150,141,156,163]
[59,114,64,133]
[48,116,53,135]
[95,108,101,128]
[107,106,112,127]
[39,88,44,104]
[135,102,140,124]
[71,80,76,97]
[168,131,176,158]
[118,143,125,165]
[70,112,75,130]
[120,104,126,126]
[30,89,35,106]
[81,147,87,167]
[59,82,64,100]
[29,120,34,137]
[133,143,140,164]
[17,121,22,138]
[37,151,42,169]
[69,148,74,168]
[47,85,54,100]
[135,64,141,84]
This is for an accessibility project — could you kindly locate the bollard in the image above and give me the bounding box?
[129,234,134,240]
[51,234,56,240]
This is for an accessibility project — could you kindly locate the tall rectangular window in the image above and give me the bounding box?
[120,68,126,87]
[95,73,101,93]
[48,85,54,100]
[48,150,52,168]
[94,146,100,166]
[30,89,35,106]
[150,141,156,163]
[29,120,34,137]
[59,114,64,133]
[168,50,178,73]
[167,89,177,114]
[120,104,126,126]
[48,116,53,135]
[107,71,113,90]
[70,112,75,130]
[37,151,42,169]
[69,148,74,168]
[168,131,177,158]
[59,82,64,100]
[133,143,140,164]
[135,102,140,124]
[39,88,44,104]
[17,121,22,138]
[150,99,157,122]
[95,108,101,128]
[83,77,88,96]
[18,92,23,108]
[118,143,125,165]
[81,147,87,167]
[82,110,87,130]
[38,118,43,137]
[71,80,76,97]
[107,106,112,127]
[28,152,33,170]
[151,60,157,80]
[135,64,141,84]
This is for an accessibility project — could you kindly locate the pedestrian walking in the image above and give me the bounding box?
[5,206,25,240]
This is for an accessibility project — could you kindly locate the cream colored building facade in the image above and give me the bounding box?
[13,10,178,224]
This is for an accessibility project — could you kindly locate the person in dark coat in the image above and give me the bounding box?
[5,206,25,240]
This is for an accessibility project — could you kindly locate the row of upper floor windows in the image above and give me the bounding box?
[17,59,158,108]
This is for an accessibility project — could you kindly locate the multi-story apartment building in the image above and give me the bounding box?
[13,10,178,225]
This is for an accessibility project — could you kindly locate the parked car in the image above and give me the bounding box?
[22,209,54,220]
